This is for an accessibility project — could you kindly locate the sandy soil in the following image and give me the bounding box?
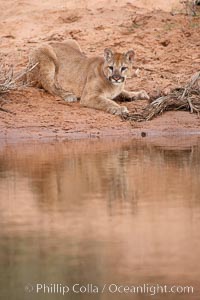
[0,0,200,140]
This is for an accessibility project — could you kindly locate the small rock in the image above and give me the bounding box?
[160,39,170,47]
[141,132,147,137]
[163,87,171,95]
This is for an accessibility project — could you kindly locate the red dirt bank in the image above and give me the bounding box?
[0,0,200,140]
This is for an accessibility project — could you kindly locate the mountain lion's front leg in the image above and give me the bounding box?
[118,89,149,101]
[81,94,129,115]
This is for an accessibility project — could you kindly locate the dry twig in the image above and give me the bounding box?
[0,63,38,113]
[0,62,38,94]
[122,71,200,122]
[180,0,197,16]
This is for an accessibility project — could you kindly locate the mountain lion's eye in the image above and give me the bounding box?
[108,66,113,71]
[121,67,127,71]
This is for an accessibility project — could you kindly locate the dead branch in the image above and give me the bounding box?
[180,0,197,16]
[0,62,38,94]
[122,71,200,122]
[0,62,38,113]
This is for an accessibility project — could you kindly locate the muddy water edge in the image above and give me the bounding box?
[0,136,200,300]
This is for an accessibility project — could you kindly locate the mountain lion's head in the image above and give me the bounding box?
[103,48,135,85]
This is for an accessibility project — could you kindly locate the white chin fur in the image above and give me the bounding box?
[111,79,123,85]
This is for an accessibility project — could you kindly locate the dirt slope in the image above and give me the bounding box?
[0,0,200,139]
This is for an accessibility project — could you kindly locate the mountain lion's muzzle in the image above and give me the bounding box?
[109,75,125,84]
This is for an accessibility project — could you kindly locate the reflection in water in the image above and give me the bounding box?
[0,137,200,300]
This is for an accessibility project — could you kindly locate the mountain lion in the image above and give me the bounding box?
[28,39,149,115]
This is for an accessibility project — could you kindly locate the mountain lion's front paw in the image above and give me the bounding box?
[108,105,129,115]
[64,94,78,103]
[138,90,150,100]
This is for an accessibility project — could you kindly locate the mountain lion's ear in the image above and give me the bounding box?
[124,50,135,63]
[104,48,113,62]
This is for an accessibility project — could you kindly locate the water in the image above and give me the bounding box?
[0,137,200,300]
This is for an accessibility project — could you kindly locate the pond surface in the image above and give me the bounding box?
[0,137,200,300]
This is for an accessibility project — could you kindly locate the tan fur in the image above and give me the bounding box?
[28,39,149,115]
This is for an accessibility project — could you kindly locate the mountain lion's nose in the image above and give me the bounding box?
[113,75,121,81]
